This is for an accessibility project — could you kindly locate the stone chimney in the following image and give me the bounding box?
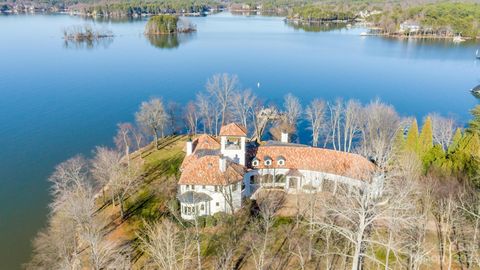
[281,132,289,143]
[219,156,227,172]
[186,140,193,156]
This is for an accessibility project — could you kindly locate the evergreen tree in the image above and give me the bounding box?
[448,128,463,153]
[467,105,480,134]
[405,119,419,153]
[392,128,406,155]
[419,116,433,152]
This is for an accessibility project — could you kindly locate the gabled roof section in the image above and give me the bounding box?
[219,123,247,137]
[179,155,246,185]
[193,134,220,151]
[181,134,221,171]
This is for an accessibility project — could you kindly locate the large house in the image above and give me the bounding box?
[177,123,375,220]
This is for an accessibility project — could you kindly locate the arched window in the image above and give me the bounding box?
[275,174,286,183]
[263,174,274,183]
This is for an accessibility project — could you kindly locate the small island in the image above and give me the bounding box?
[63,25,113,42]
[145,14,196,35]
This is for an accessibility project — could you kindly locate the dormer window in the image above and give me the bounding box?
[277,156,285,166]
[252,158,259,167]
[264,156,272,166]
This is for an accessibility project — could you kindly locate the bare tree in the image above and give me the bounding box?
[167,101,182,135]
[249,190,285,270]
[48,156,94,223]
[459,190,480,269]
[138,219,194,270]
[79,217,127,270]
[26,209,80,270]
[206,73,239,126]
[305,99,326,147]
[135,97,168,148]
[428,177,464,270]
[184,101,198,135]
[30,156,127,269]
[114,123,133,165]
[196,92,215,134]
[327,99,362,152]
[429,113,456,151]
[283,93,302,129]
[113,162,141,219]
[91,147,122,205]
[315,172,416,270]
[358,99,402,168]
[231,89,256,132]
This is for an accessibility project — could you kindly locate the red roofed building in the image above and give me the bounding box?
[177,123,375,220]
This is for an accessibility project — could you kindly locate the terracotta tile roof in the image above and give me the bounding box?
[193,134,220,150]
[181,134,221,170]
[250,145,374,180]
[219,123,247,137]
[178,155,246,185]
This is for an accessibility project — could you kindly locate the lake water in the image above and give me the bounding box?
[0,12,479,269]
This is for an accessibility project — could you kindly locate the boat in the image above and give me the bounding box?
[360,32,368,36]
[453,36,465,43]
[476,49,480,59]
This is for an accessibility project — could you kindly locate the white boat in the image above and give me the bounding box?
[453,36,465,43]
[360,32,368,36]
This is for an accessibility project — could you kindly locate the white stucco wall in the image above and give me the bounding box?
[179,183,242,220]
[242,168,366,197]
[220,136,246,165]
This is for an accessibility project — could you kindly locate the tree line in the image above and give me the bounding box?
[27,73,480,269]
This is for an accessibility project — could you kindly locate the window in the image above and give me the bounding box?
[275,174,286,183]
[250,175,255,185]
[252,159,259,167]
[264,160,272,166]
[183,206,187,214]
[202,185,206,189]
[214,186,218,192]
[232,183,238,191]
[192,185,196,190]
[186,185,190,190]
[200,204,205,211]
[263,174,274,183]
[277,159,285,166]
[216,202,220,207]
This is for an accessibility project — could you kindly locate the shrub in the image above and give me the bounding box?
[205,215,217,227]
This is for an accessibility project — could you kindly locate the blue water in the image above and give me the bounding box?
[0,12,479,269]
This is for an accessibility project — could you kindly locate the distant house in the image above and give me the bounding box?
[177,123,375,220]
[400,21,421,33]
